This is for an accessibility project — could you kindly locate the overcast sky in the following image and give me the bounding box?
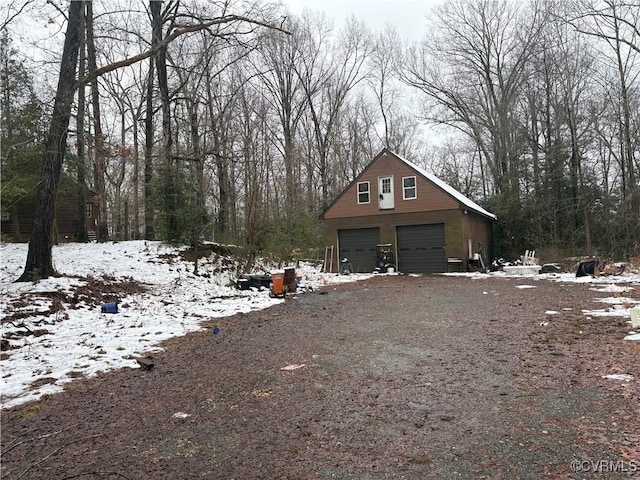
[282,0,445,41]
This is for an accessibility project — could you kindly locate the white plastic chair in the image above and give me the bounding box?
[522,250,536,265]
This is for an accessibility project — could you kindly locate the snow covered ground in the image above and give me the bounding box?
[1,241,638,409]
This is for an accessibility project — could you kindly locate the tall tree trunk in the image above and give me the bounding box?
[132,108,140,239]
[151,0,177,240]
[567,104,591,250]
[76,3,88,242]
[205,75,231,241]
[117,109,127,240]
[188,101,207,245]
[86,1,108,241]
[144,34,157,240]
[578,160,593,255]
[17,1,83,282]
[611,6,640,244]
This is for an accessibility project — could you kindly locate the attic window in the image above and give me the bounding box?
[357,181,370,204]
[403,176,416,200]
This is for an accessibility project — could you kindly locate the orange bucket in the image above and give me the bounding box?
[270,270,285,296]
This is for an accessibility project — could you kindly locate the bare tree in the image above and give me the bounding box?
[403,0,544,195]
[150,0,180,241]
[518,4,600,253]
[85,1,110,241]
[567,0,640,54]
[335,94,377,186]
[401,0,546,253]
[101,63,147,240]
[16,1,290,280]
[17,0,83,281]
[1,0,31,30]
[75,5,89,243]
[254,25,307,212]
[430,138,484,199]
[143,53,156,240]
[295,14,373,208]
[565,0,639,250]
[368,25,402,149]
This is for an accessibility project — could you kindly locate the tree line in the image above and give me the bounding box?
[1,0,638,281]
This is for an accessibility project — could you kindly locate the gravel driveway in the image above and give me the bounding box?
[2,274,639,479]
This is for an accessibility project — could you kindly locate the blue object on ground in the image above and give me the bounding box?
[101,302,118,314]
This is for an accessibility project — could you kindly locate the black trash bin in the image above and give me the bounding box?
[284,267,296,293]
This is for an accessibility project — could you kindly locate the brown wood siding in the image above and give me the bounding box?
[2,204,34,242]
[55,197,80,241]
[461,212,493,260]
[1,191,98,243]
[324,152,458,219]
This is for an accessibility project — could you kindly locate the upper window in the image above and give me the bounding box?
[381,177,392,194]
[403,176,417,200]
[357,181,370,204]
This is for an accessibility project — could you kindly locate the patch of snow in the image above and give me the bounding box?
[516,285,537,289]
[545,272,640,286]
[280,363,306,371]
[596,297,640,305]
[2,241,640,409]
[545,311,559,315]
[0,241,370,409]
[590,285,634,293]
[602,374,634,381]
[582,306,634,318]
[172,411,191,418]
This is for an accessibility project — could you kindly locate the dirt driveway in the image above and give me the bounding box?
[2,274,639,479]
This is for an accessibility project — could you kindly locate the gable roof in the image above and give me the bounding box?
[323,148,497,220]
[390,150,497,220]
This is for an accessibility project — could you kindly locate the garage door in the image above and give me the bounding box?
[396,224,446,273]
[338,228,380,273]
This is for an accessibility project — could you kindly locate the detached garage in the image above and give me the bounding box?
[322,149,496,274]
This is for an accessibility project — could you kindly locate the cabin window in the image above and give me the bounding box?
[403,176,416,200]
[357,181,370,204]
[86,203,93,218]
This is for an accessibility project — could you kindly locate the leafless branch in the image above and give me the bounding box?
[45,0,67,21]
[1,427,57,456]
[568,25,640,54]
[15,433,104,480]
[61,472,132,480]
[0,0,32,30]
[561,1,640,55]
[78,14,290,86]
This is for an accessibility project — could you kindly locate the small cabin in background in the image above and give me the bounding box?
[1,188,99,243]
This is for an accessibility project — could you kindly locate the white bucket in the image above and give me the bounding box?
[631,306,640,329]
[387,267,395,273]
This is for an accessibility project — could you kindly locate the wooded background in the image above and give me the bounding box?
[1,0,639,264]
